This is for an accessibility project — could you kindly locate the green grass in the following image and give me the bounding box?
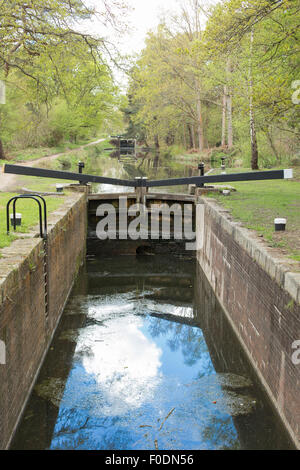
[175,152,210,163]
[4,136,103,163]
[206,167,300,261]
[18,139,111,192]
[20,175,75,193]
[0,193,66,251]
[10,146,65,162]
[0,139,110,193]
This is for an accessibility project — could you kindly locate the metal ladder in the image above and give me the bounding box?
[6,194,49,320]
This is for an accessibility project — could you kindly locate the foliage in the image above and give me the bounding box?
[0,192,66,250]
[0,0,127,157]
[206,167,300,260]
[126,0,299,168]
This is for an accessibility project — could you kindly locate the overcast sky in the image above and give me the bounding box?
[84,0,181,87]
[84,0,214,88]
[118,0,181,54]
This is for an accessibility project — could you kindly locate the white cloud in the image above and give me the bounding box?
[76,313,163,415]
[121,0,180,54]
[85,0,180,54]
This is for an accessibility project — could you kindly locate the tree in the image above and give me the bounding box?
[0,0,127,157]
[205,0,299,167]
[126,0,298,168]
[248,28,258,169]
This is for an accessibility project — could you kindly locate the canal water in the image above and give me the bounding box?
[20,144,202,194]
[98,148,200,194]
[63,146,200,194]
[11,255,293,450]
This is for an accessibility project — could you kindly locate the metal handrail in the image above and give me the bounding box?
[6,194,47,239]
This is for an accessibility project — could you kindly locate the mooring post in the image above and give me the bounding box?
[135,177,148,204]
[197,162,205,186]
[221,156,226,174]
[194,162,205,197]
[78,161,85,184]
[68,161,91,193]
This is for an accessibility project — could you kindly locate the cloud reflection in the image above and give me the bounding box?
[75,312,163,415]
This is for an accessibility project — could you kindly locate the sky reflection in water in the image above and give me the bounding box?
[49,292,240,450]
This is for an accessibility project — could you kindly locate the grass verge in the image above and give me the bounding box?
[0,193,66,251]
[3,136,103,163]
[206,167,300,262]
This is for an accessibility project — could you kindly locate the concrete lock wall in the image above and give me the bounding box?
[0,192,87,450]
[196,198,300,448]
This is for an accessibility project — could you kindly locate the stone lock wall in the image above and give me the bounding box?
[196,198,300,448]
[0,193,87,449]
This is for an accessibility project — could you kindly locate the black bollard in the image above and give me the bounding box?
[221,156,226,174]
[78,161,85,184]
[197,162,205,187]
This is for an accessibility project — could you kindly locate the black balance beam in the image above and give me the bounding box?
[3,164,137,187]
[3,164,293,188]
[145,169,293,187]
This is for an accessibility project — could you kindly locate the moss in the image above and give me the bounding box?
[28,262,36,272]
[285,299,295,311]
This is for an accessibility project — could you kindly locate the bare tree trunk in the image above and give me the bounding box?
[153,154,159,168]
[166,133,175,145]
[0,111,5,159]
[0,138,5,159]
[249,28,258,170]
[153,153,160,175]
[194,5,204,152]
[221,86,227,147]
[187,124,193,148]
[250,110,258,169]
[183,123,187,149]
[191,125,196,149]
[196,87,204,151]
[227,92,233,148]
[226,58,233,149]
[266,127,280,163]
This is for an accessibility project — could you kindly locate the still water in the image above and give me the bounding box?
[11,256,293,450]
[98,149,199,194]
[21,144,201,194]
[75,146,199,194]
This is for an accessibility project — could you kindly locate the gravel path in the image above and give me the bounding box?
[0,138,105,192]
